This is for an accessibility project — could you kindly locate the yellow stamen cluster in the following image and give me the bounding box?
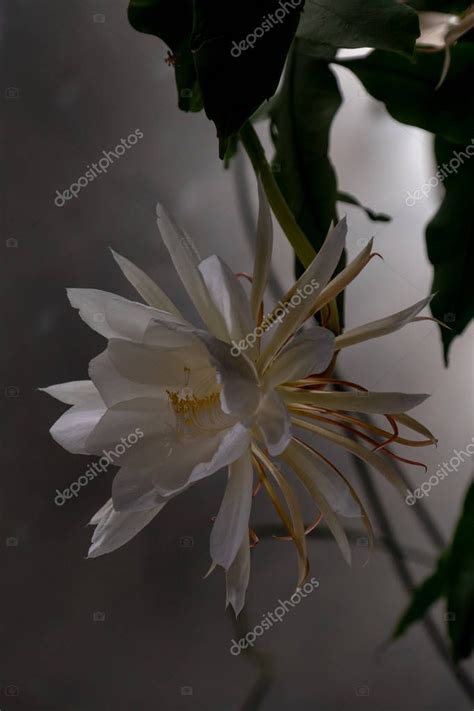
[167,389,221,427]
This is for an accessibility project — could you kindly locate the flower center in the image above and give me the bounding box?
[166,388,229,434]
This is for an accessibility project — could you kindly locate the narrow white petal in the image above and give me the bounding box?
[226,531,251,616]
[112,467,173,512]
[255,390,291,456]
[199,255,254,344]
[210,448,253,569]
[250,178,273,320]
[40,380,98,405]
[195,333,261,417]
[258,219,347,371]
[335,296,433,350]
[264,326,335,388]
[67,288,188,342]
[283,389,429,414]
[87,500,165,557]
[156,203,228,340]
[283,441,352,565]
[286,439,360,518]
[50,395,106,454]
[111,249,183,317]
[152,423,251,494]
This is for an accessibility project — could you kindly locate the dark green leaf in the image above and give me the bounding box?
[337,191,391,223]
[298,0,420,57]
[446,481,474,661]
[340,44,474,145]
[426,136,474,362]
[270,45,345,319]
[394,554,448,638]
[128,0,202,112]
[192,0,304,155]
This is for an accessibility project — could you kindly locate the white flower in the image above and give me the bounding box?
[417,8,474,88]
[42,182,435,614]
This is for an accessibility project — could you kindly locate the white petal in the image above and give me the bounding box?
[283,389,429,414]
[264,326,335,388]
[199,255,254,345]
[111,249,183,317]
[40,380,98,405]
[250,178,273,320]
[87,499,165,557]
[335,296,433,350]
[67,288,188,342]
[196,334,261,417]
[112,466,173,512]
[50,394,106,454]
[258,219,347,370]
[255,390,291,456]
[283,441,352,565]
[85,397,171,457]
[210,448,253,569]
[286,439,360,517]
[226,531,251,616]
[156,203,228,340]
[153,423,251,494]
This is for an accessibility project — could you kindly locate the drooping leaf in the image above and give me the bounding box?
[128,0,202,112]
[269,44,345,321]
[426,136,474,362]
[394,482,474,663]
[445,481,474,662]
[340,43,474,145]
[337,191,391,223]
[298,0,420,57]
[394,554,448,638]
[191,0,305,156]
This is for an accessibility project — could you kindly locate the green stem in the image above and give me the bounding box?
[239,121,315,267]
[239,120,340,335]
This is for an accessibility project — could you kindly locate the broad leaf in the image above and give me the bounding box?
[270,45,345,320]
[298,0,420,57]
[426,136,474,362]
[191,0,305,156]
[394,554,448,638]
[340,44,474,145]
[446,481,474,662]
[128,0,202,112]
[395,482,474,663]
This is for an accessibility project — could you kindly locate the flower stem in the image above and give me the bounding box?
[239,121,315,267]
[239,120,340,335]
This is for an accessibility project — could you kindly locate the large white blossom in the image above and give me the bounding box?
[43,182,435,614]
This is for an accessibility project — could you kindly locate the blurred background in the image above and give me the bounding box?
[2,1,473,709]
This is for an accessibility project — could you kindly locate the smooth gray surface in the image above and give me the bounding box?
[2,3,473,710]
